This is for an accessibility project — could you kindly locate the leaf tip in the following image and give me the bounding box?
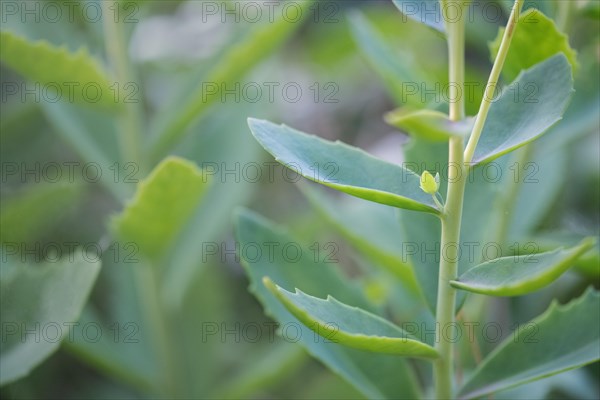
[262,276,275,290]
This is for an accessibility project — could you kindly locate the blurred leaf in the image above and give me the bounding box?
[489,9,578,82]
[391,0,445,32]
[451,238,595,296]
[398,210,441,315]
[0,183,83,243]
[235,209,422,399]
[299,183,419,290]
[495,368,600,400]
[248,118,439,214]
[458,288,600,399]
[40,101,126,201]
[64,306,155,393]
[149,0,315,161]
[472,54,573,165]
[385,108,474,141]
[299,185,429,328]
[348,11,430,106]
[0,253,101,385]
[169,257,237,397]
[582,0,600,19]
[264,278,438,359]
[111,157,210,263]
[215,344,306,399]
[0,30,116,110]
[161,109,263,309]
[503,145,567,239]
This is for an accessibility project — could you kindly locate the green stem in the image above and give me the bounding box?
[433,2,525,398]
[102,2,146,174]
[463,0,524,165]
[435,137,466,400]
[434,2,466,398]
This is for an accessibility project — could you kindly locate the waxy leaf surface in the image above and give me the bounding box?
[264,278,438,359]
[235,210,422,399]
[451,238,595,296]
[472,54,573,165]
[248,118,439,214]
[458,289,600,399]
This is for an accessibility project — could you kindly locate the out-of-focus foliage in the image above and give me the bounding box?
[0,0,598,399]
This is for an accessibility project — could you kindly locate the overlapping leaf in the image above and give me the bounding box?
[472,54,573,165]
[264,278,438,358]
[348,11,430,106]
[489,9,578,82]
[111,157,210,263]
[458,289,600,399]
[235,210,422,399]
[0,253,101,385]
[451,238,595,296]
[0,30,116,109]
[385,108,473,141]
[248,118,439,214]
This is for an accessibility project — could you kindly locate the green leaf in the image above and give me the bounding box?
[235,209,422,399]
[347,11,430,106]
[451,238,595,296]
[298,184,428,326]
[0,183,83,244]
[149,0,315,161]
[111,156,210,263]
[503,145,568,239]
[531,231,600,279]
[391,0,445,32]
[264,278,438,359]
[385,108,473,142]
[298,183,419,290]
[472,54,574,165]
[489,9,578,82]
[40,101,127,202]
[495,369,600,400]
[64,306,155,393]
[161,108,264,309]
[582,0,600,19]
[248,118,439,214]
[0,30,116,110]
[458,288,600,399]
[215,343,306,399]
[0,253,101,385]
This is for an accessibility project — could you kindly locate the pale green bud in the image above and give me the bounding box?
[420,171,440,195]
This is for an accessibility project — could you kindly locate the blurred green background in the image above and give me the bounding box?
[0,0,598,398]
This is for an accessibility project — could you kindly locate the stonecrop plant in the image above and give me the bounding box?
[1,0,599,398]
[237,1,599,399]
